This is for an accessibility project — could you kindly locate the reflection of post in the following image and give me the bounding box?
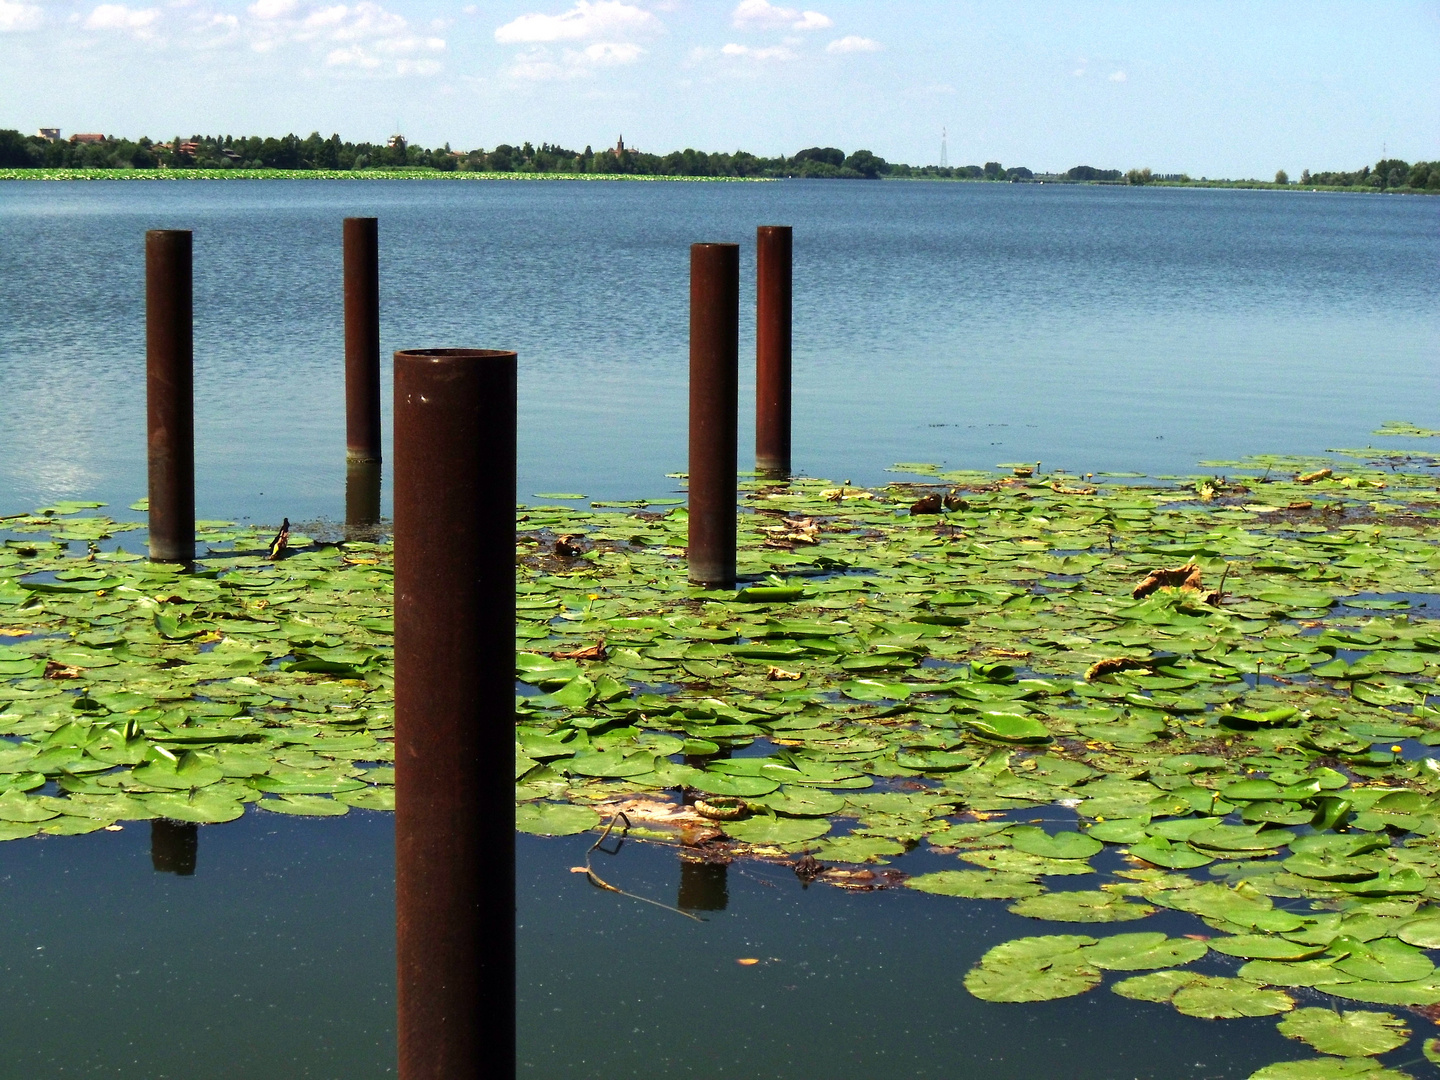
[678,858,729,912]
[345,460,382,533]
[394,348,516,1080]
[150,819,197,876]
[146,230,195,565]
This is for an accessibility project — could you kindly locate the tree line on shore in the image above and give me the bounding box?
[0,129,1434,190]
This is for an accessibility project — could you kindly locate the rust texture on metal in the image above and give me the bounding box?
[145,229,195,565]
[688,242,740,588]
[755,225,793,477]
[344,217,383,463]
[393,348,516,1080]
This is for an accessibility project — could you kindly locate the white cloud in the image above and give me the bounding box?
[583,40,642,64]
[721,41,793,60]
[1108,69,1126,81]
[0,0,42,32]
[495,1,658,44]
[731,0,830,31]
[84,4,161,36]
[247,0,295,18]
[506,38,644,79]
[234,2,442,73]
[826,34,878,53]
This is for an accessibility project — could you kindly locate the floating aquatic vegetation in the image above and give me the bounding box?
[0,512,393,827]
[8,447,1440,1065]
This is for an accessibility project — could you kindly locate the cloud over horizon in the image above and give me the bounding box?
[731,0,830,32]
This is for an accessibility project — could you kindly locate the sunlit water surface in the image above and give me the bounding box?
[0,179,1437,1077]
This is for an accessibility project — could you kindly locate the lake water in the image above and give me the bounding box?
[0,178,1437,1078]
[0,179,1435,521]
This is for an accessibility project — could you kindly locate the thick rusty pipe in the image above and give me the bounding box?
[394,348,516,1080]
[755,225,792,478]
[146,230,195,565]
[344,217,382,463]
[688,243,740,588]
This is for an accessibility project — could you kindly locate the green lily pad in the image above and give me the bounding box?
[1111,969,1205,1003]
[515,802,600,836]
[964,960,1101,1003]
[720,815,831,846]
[1332,938,1434,984]
[907,870,1043,900]
[755,788,847,817]
[140,791,245,824]
[1240,959,1355,987]
[1008,891,1156,923]
[1397,919,1440,948]
[1276,1008,1410,1058]
[1128,836,1215,869]
[1249,1059,1413,1080]
[963,714,1051,743]
[257,795,349,817]
[1009,826,1103,860]
[1171,976,1294,1019]
[1323,980,1440,1006]
[1211,935,1328,961]
[1085,931,1208,970]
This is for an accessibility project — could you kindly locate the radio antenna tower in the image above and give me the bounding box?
[940,127,948,168]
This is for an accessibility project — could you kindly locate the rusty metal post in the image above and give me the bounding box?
[755,225,792,478]
[688,243,739,588]
[345,217,382,464]
[146,230,195,564]
[393,348,516,1080]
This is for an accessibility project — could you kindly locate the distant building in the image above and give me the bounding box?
[387,134,405,149]
[70,133,106,144]
[179,141,200,156]
[37,128,60,141]
[612,135,632,156]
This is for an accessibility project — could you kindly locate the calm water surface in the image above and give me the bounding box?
[1,179,1435,519]
[0,179,1437,1077]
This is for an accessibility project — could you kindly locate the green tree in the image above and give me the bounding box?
[1274,169,1288,184]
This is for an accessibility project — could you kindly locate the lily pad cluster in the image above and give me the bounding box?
[506,450,1440,1075]
[8,445,1440,1074]
[0,508,394,832]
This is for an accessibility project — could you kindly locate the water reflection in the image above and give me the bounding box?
[344,460,382,535]
[676,857,728,912]
[150,819,198,876]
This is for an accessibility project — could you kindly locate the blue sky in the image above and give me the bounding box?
[2,0,1436,176]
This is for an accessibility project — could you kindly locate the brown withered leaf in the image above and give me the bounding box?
[909,494,943,514]
[554,534,584,557]
[44,660,83,680]
[1133,561,1203,599]
[551,640,607,661]
[1297,468,1333,484]
[762,517,820,547]
[766,666,803,681]
[1086,657,1152,681]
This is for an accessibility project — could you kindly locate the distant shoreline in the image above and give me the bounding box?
[0,168,769,182]
[2,167,1432,195]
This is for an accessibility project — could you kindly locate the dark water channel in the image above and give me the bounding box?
[0,812,1377,1080]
